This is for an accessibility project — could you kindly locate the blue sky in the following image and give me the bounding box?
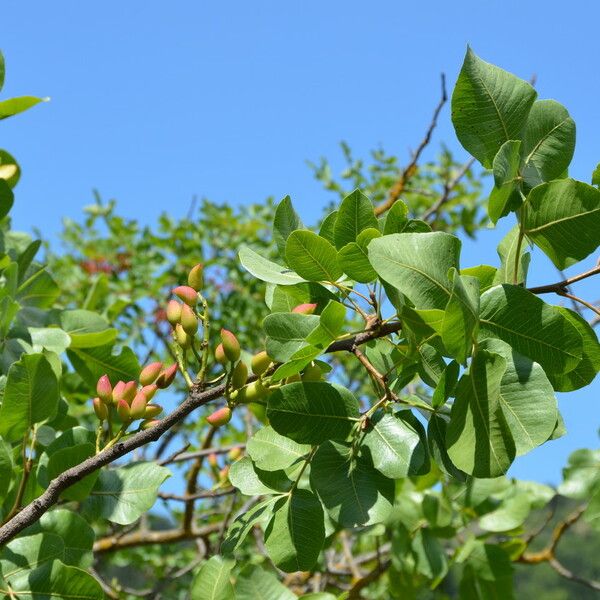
[2,1,599,484]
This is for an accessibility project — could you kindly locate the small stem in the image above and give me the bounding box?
[559,291,600,316]
[2,432,34,524]
[513,226,525,286]
[104,425,128,451]
[95,424,104,454]
[289,447,317,493]
[196,293,211,388]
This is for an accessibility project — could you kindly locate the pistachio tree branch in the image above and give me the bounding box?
[518,504,600,591]
[527,263,600,295]
[374,74,447,217]
[0,321,403,548]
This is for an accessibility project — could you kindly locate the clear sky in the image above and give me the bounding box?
[2,1,598,484]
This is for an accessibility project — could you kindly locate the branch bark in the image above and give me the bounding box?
[0,320,403,548]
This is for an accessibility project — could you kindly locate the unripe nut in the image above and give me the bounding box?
[187,264,204,291]
[285,373,302,384]
[172,285,198,307]
[251,351,271,376]
[139,362,163,386]
[292,303,317,315]
[220,329,240,362]
[141,419,160,430]
[96,375,112,404]
[166,300,182,326]
[228,446,242,461]
[206,406,232,427]
[231,361,248,390]
[144,403,163,418]
[175,324,191,349]
[93,397,108,421]
[180,303,198,336]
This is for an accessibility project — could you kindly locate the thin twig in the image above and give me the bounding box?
[527,264,600,295]
[374,74,448,217]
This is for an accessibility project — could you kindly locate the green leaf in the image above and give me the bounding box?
[246,426,311,471]
[547,308,600,391]
[0,96,46,120]
[22,509,95,568]
[368,232,461,310]
[28,327,71,354]
[267,382,360,444]
[432,361,460,409]
[451,47,536,168]
[273,195,303,259]
[412,528,448,580]
[461,265,497,294]
[522,179,600,269]
[479,284,582,375]
[228,456,292,495]
[521,99,576,189]
[479,493,531,532]
[1,532,65,582]
[427,415,466,480]
[441,269,479,363]
[0,149,21,189]
[338,227,380,283]
[383,200,409,234]
[488,140,522,224]
[0,560,104,600]
[305,299,346,348]
[222,498,277,554]
[46,444,98,501]
[360,410,429,478]
[265,489,325,572]
[84,462,171,525]
[235,565,296,600]
[333,189,378,249]
[16,265,60,309]
[60,309,118,348]
[67,343,140,388]
[458,541,514,599]
[318,210,338,245]
[0,180,14,220]
[268,281,337,313]
[263,312,320,362]
[493,225,530,285]
[285,230,342,282]
[190,556,235,600]
[239,245,306,285]
[446,350,516,477]
[0,439,13,501]
[0,353,59,441]
[310,441,394,527]
[558,449,600,499]
[479,339,557,456]
[593,163,600,187]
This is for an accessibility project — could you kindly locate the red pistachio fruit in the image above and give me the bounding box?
[292,303,317,315]
[172,285,198,307]
[117,399,131,421]
[141,384,158,401]
[122,381,137,404]
[215,343,228,366]
[220,329,240,362]
[139,362,163,386]
[156,364,178,388]
[206,406,232,427]
[96,374,112,404]
[130,391,148,420]
[112,380,126,403]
